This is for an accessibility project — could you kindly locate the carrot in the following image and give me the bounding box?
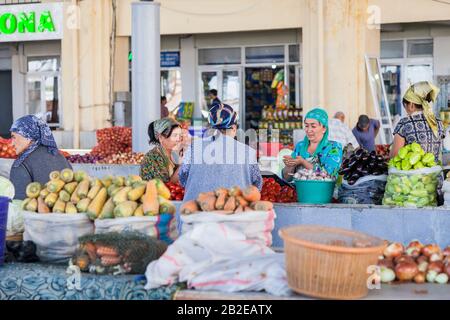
[224,196,237,212]
[251,201,273,211]
[235,196,249,207]
[101,255,122,266]
[234,205,244,213]
[84,242,97,262]
[198,195,217,211]
[180,200,200,215]
[96,246,119,257]
[215,188,228,210]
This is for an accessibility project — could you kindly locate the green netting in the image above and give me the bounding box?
[72,231,167,275]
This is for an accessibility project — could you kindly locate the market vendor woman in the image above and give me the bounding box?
[140,118,184,183]
[283,108,343,180]
[390,81,444,163]
[9,115,72,200]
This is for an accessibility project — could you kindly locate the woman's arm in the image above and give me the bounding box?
[319,142,343,177]
[10,166,32,200]
[390,134,406,159]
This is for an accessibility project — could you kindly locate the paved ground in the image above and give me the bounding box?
[175,283,450,300]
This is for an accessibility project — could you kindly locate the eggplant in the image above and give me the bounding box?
[342,158,350,167]
[340,167,352,175]
[355,149,364,157]
[376,155,384,162]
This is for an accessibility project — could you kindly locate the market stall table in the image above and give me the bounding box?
[0,263,181,300]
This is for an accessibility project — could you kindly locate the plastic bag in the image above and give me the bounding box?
[442,181,450,193]
[73,231,167,275]
[6,200,24,237]
[23,212,94,263]
[94,214,178,245]
[382,166,442,208]
[180,210,276,247]
[338,175,387,205]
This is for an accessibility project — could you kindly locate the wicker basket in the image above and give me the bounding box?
[280,225,386,300]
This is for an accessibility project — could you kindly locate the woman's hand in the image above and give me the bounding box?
[283,155,305,168]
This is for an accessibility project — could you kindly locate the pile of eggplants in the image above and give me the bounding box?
[340,149,388,185]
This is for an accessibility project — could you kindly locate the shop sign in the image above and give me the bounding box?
[161,51,180,68]
[0,3,63,43]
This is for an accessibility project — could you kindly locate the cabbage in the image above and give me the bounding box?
[0,176,15,199]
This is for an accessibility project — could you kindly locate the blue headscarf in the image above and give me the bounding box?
[298,108,329,158]
[208,103,238,130]
[10,115,58,168]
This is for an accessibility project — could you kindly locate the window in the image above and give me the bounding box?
[245,46,284,64]
[198,48,241,65]
[289,44,300,63]
[161,69,182,111]
[407,39,433,58]
[26,56,61,128]
[381,40,404,59]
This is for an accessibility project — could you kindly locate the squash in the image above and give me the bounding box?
[198,195,217,212]
[142,180,159,216]
[223,196,237,212]
[181,200,199,214]
[251,201,273,211]
[242,186,261,202]
[86,187,108,220]
[215,188,228,210]
[180,200,200,215]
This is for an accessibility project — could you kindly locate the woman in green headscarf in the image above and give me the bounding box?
[283,108,343,181]
[390,81,444,163]
[140,118,185,183]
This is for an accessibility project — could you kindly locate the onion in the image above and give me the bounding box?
[416,255,428,264]
[394,255,415,265]
[380,267,396,283]
[384,242,404,259]
[426,270,438,283]
[435,273,449,284]
[378,258,394,270]
[443,246,450,257]
[429,253,443,262]
[395,262,419,281]
[428,261,444,273]
[413,272,426,284]
[407,240,424,252]
[406,247,421,258]
[443,263,450,276]
[421,244,441,257]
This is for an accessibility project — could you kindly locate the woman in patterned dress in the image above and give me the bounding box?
[390,81,444,163]
[140,118,184,183]
[283,108,343,180]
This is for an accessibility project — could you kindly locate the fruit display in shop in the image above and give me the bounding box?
[166,182,185,201]
[22,170,176,219]
[99,152,144,165]
[0,138,16,159]
[90,127,132,158]
[377,241,450,284]
[180,185,273,216]
[388,143,437,171]
[261,178,297,203]
[340,149,388,185]
[67,154,103,164]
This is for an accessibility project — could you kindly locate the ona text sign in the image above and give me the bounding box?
[0,3,63,43]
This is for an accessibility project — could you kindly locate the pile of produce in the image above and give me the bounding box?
[388,143,437,170]
[180,185,273,215]
[166,182,185,201]
[99,152,144,165]
[377,241,450,284]
[383,143,440,207]
[90,127,132,158]
[0,137,17,159]
[72,231,167,275]
[22,169,176,220]
[340,149,388,185]
[293,168,333,181]
[261,178,297,203]
[67,154,103,164]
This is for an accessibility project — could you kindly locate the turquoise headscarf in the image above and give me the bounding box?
[298,108,329,158]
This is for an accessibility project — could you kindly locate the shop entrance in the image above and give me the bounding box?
[198,67,242,126]
[0,70,13,138]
